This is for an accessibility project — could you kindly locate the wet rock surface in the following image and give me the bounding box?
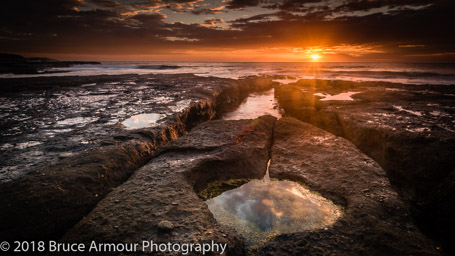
[258,117,437,256]
[60,116,276,255]
[0,73,257,182]
[0,74,273,241]
[275,79,455,252]
[1,70,451,255]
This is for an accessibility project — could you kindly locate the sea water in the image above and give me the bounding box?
[2,62,455,85]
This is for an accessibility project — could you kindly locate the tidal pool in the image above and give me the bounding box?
[121,113,165,129]
[205,163,342,249]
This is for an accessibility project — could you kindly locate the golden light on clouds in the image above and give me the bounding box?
[289,44,385,61]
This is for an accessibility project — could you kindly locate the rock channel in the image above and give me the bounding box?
[59,116,436,255]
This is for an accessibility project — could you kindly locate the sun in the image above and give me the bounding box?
[311,54,320,60]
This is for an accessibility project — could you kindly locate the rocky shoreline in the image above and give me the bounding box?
[0,74,273,242]
[0,75,453,255]
[0,74,272,182]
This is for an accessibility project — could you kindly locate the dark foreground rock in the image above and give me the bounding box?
[275,79,455,253]
[0,75,274,241]
[60,116,276,255]
[259,117,437,255]
[60,116,437,255]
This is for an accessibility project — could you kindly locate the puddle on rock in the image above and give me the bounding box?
[314,92,359,101]
[222,89,282,120]
[205,161,342,250]
[56,117,99,127]
[121,113,165,129]
[272,78,301,85]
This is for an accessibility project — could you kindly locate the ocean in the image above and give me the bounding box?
[1,62,455,85]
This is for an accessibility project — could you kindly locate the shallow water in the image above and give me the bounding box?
[314,91,359,101]
[121,113,165,129]
[221,89,283,120]
[205,162,342,248]
[3,62,455,85]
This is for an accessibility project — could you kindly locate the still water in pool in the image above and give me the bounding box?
[205,162,342,248]
[121,113,165,129]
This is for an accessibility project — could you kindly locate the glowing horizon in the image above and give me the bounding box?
[2,0,453,62]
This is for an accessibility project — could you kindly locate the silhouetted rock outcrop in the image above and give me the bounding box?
[0,53,100,74]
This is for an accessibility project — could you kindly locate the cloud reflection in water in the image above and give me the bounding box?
[206,179,342,247]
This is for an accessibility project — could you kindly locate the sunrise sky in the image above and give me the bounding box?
[1,0,454,62]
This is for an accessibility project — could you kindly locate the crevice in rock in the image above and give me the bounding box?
[334,111,347,138]
[186,116,277,195]
[267,118,277,163]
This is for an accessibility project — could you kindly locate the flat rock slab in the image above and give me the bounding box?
[259,117,437,255]
[61,116,276,255]
[275,79,455,251]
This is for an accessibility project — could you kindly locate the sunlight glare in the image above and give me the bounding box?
[311,54,320,60]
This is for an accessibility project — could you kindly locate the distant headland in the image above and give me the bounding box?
[0,53,100,74]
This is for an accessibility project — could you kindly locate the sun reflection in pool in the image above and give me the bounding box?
[206,175,342,249]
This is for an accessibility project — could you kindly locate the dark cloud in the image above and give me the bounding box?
[230,12,281,23]
[273,0,326,11]
[332,0,433,12]
[88,0,123,8]
[226,0,260,9]
[191,7,225,15]
[132,13,167,24]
